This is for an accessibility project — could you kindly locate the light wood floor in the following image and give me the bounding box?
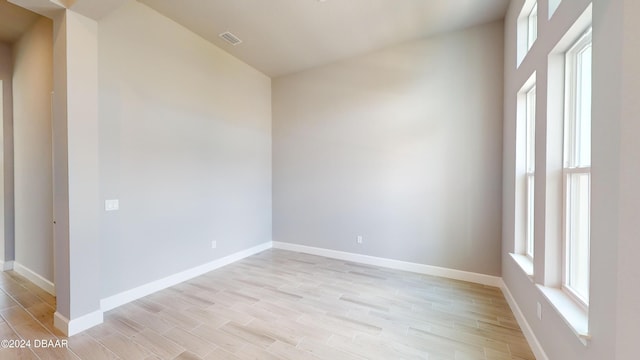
[0,249,535,359]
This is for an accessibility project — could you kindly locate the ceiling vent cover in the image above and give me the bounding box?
[219,31,242,46]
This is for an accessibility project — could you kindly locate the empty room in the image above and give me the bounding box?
[0,0,638,359]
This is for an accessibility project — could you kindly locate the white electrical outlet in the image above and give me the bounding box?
[105,199,119,211]
[537,302,542,320]
[211,241,217,249]
[356,235,363,244]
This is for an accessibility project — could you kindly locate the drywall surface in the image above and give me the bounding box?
[0,42,14,264]
[98,2,272,297]
[12,17,53,282]
[615,1,640,356]
[273,21,504,276]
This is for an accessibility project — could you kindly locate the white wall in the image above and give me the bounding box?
[11,17,54,282]
[0,42,14,265]
[503,0,640,359]
[273,21,504,276]
[98,2,272,298]
[614,2,640,356]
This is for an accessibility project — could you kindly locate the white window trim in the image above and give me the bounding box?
[525,85,536,259]
[517,0,540,66]
[563,28,593,168]
[562,167,590,310]
[527,3,538,50]
[515,72,536,263]
[562,28,592,309]
[537,285,590,345]
[510,253,534,278]
[525,173,535,259]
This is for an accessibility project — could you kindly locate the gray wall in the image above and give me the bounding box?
[273,21,505,276]
[12,17,54,281]
[503,0,640,359]
[0,42,14,265]
[98,2,272,298]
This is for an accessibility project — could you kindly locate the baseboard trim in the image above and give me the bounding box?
[272,242,502,287]
[100,241,272,312]
[10,240,548,360]
[500,280,549,360]
[13,262,55,295]
[54,310,104,337]
[0,260,14,271]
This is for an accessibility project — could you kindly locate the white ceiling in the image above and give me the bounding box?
[0,0,40,44]
[140,0,510,78]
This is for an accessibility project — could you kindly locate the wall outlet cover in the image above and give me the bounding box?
[537,302,542,320]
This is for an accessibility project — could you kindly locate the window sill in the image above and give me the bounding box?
[510,253,534,279]
[509,253,589,345]
[537,285,590,345]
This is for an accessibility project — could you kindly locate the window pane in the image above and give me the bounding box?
[524,85,535,258]
[526,174,535,258]
[563,30,591,305]
[576,45,592,167]
[526,87,536,172]
[566,172,590,302]
[528,3,538,50]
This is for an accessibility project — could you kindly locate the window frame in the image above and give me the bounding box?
[527,3,538,50]
[517,0,540,66]
[562,27,592,309]
[525,85,536,259]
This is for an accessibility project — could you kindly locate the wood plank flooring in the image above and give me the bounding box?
[0,249,535,359]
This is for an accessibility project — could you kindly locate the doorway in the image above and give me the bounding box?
[0,3,55,297]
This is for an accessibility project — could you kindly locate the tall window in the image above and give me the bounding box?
[525,86,536,258]
[517,1,539,66]
[563,28,592,306]
[527,3,538,50]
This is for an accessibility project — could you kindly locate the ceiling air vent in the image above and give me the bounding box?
[219,31,242,46]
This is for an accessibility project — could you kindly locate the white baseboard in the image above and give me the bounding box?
[0,260,14,271]
[100,241,272,312]
[55,241,271,335]
[13,262,55,295]
[500,280,549,360]
[272,242,502,287]
[7,238,547,360]
[54,310,103,337]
